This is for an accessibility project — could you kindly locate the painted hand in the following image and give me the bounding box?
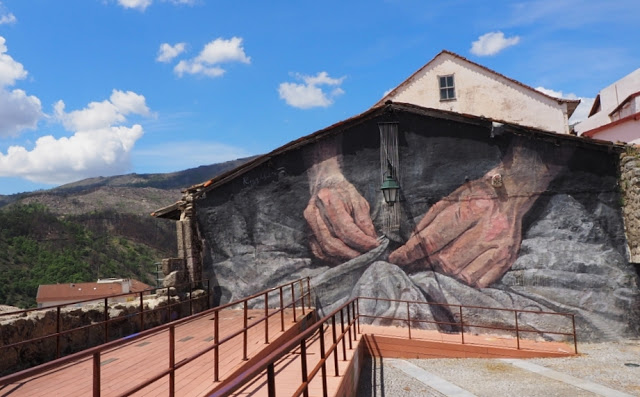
[304,178,379,264]
[388,177,533,288]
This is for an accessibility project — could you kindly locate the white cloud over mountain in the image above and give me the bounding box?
[278,72,345,109]
[0,90,150,184]
[470,31,520,56]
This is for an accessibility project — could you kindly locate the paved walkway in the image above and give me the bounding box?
[358,341,640,397]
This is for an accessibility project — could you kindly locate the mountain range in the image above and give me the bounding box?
[0,157,255,308]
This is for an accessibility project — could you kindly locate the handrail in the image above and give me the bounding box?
[0,277,312,397]
[208,296,577,397]
[0,278,210,318]
[0,278,212,373]
[210,297,359,397]
[356,296,578,354]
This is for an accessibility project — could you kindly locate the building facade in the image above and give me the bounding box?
[155,103,639,341]
[375,50,580,135]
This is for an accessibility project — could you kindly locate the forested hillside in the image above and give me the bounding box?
[0,204,170,308]
[0,157,255,308]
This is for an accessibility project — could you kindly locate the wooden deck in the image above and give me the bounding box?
[0,308,307,397]
[1,310,577,397]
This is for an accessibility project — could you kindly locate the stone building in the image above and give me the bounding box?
[154,102,639,341]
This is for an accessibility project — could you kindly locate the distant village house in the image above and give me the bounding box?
[36,278,151,308]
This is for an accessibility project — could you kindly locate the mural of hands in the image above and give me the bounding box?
[388,175,530,288]
[304,176,379,263]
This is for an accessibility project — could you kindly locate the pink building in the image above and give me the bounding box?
[576,68,640,144]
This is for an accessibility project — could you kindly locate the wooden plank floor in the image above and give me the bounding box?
[0,308,302,397]
[360,323,576,356]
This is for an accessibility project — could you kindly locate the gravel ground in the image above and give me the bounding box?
[357,340,640,396]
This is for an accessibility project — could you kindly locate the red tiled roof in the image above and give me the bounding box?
[36,279,152,303]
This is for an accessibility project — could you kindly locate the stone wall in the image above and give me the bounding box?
[620,147,640,263]
[0,291,208,376]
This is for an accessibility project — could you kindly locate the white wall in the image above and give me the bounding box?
[588,118,640,145]
[575,68,640,134]
[387,53,570,134]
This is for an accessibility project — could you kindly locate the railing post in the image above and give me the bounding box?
[340,309,346,361]
[207,279,211,310]
[299,280,306,316]
[459,305,465,345]
[346,304,353,350]
[189,282,193,316]
[332,315,339,376]
[300,338,309,397]
[306,277,311,309]
[279,286,285,332]
[352,301,357,341]
[214,309,219,382]
[139,292,144,332]
[243,300,248,361]
[267,363,276,397]
[356,298,360,334]
[319,323,328,397]
[514,310,520,350]
[103,297,109,344]
[56,306,61,359]
[166,286,170,322]
[291,283,297,323]
[572,314,578,354]
[264,292,269,344]
[170,325,175,396]
[93,352,101,397]
[407,301,412,340]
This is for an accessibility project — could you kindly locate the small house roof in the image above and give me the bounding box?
[373,50,581,118]
[36,279,152,303]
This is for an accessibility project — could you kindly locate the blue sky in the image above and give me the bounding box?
[0,0,638,195]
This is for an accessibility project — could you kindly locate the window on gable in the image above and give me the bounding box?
[439,75,455,101]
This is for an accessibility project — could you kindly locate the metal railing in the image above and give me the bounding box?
[0,277,311,397]
[357,296,578,354]
[208,296,577,397]
[210,298,359,397]
[0,279,211,373]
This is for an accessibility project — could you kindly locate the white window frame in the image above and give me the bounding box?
[439,74,456,101]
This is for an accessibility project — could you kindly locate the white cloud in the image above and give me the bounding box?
[117,0,152,11]
[0,36,43,137]
[55,89,150,131]
[174,37,250,78]
[278,72,346,109]
[0,2,15,25]
[470,31,520,56]
[0,37,27,86]
[117,0,197,10]
[0,90,150,184]
[535,86,593,124]
[166,0,196,5]
[0,88,42,136]
[174,60,224,77]
[0,13,15,25]
[196,37,251,65]
[156,42,186,63]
